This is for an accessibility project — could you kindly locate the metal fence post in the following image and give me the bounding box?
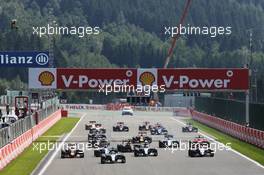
[246,90,250,125]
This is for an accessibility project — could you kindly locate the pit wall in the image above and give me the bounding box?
[0,110,62,170]
[191,110,264,149]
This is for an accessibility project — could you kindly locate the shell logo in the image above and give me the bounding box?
[38,71,55,86]
[139,71,155,86]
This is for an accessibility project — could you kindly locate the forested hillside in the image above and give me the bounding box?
[0,0,264,100]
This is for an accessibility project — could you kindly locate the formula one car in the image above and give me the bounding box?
[113,122,129,132]
[61,143,84,158]
[132,132,152,144]
[89,138,110,148]
[88,123,106,133]
[94,146,110,157]
[89,127,106,134]
[117,140,133,152]
[88,133,107,142]
[159,135,179,148]
[182,123,198,132]
[85,121,97,130]
[138,121,152,131]
[150,125,168,135]
[121,106,133,116]
[188,138,214,157]
[101,148,126,164]
[134,144,158,157]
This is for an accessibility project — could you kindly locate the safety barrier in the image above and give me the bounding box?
[61,104,106,110]
[0,110,62,170]
[62,103,191,117]
[0,104,58,148]
[191,110,264,149]
[106,103,129,110]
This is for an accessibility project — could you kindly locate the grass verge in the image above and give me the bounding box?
[186,119,264,166]
[1,117,80,175]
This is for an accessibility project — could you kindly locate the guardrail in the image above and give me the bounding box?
[61,103,191,117]
[0,103,58,148]
[0,109,62,170]
[191,110,264,149]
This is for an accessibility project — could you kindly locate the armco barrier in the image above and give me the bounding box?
[191,110,264,149]
[62,104,106,110]
[0,110,62,170]
[61,103,191,117]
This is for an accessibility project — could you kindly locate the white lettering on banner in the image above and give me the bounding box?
[62,75,74,88]
[0,55,33,64]
[61,75,130,88]
[162,75,231,89]
[162,75,174,88]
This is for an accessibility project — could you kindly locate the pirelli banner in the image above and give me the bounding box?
[28,68,249,91]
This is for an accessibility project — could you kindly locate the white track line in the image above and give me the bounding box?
[38,113,86,175]
[171,117,264,169]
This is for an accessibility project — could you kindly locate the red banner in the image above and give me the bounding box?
[158,68,249,90]
[29,68,249,91]
[57,68,137,89]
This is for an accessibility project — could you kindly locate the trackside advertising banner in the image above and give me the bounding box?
[0,51,49,67]
[28,68,249,90]
[57,68,137,89]
[158,68,249,90]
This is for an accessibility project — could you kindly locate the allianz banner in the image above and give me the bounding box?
[0,51,49,67]
[28,68,249,91]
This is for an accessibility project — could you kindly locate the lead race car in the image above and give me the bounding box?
[113,122,129,132]
[188,136,215,157]
[85,121,97,130]
[61,143,84,158]
[182,123,198,132]
[101,148,126,164]
[159,135,180,148]
[134,143,158,157]
[88,123,106,134]
[132,132,152,144]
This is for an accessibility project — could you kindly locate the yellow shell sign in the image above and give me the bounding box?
[38,71,55,86]
[139,72,155,86]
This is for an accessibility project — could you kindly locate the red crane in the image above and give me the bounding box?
[163,0,192,68]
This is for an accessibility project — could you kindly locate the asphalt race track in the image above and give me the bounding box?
[36,110,264,175]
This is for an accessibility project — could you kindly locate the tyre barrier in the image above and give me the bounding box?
[191,110,264,149]
[0,110,62,170]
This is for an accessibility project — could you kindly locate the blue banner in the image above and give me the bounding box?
[0,51,49,67]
